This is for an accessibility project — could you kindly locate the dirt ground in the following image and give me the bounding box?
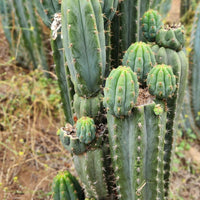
[0,0,200,199]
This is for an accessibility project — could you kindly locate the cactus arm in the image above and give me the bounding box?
[34,0,61,28]
[62,0,105,96]
[51,34,74,124]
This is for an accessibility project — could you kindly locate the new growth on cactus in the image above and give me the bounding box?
[76,117,96,144]
[156,25,185,51]
[103,66,139,117]
[147,64,177,99]
[141,9,163,42]
[122,42,156,85]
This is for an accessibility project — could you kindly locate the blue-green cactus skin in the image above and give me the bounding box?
[100,0,118,22]
[188,3,200,128]
[147,64,177,99]
[103,66,139,117]
[52,170,85,200]
[73,94,102,119]
[107,102,166,200]
[61,0,106,97]
[122,42,156,85]
[51,35,74,124]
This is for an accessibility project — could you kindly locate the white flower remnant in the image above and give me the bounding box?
[51,13,62,40]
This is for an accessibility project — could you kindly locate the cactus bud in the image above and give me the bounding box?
[141,9,163,42]
[76,117,96,144]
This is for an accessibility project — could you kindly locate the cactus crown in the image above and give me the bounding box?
[52,170,84,200]
[147,64,177,99]
[103,66,139,117]
[76,116,96,144]
[122,42,156,86]
[156,24,185,51]
[141,9,163,42]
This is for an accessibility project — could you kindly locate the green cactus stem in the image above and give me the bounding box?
[51,33,74,124]
[188,2,200,128]
[141,9,163,42]
[34,0,61,28]
[147,64,177,99]
[73,94,102,119]
[122,42,156,86]
[103,66,139,117]
[151,44,188,198]
[61,0,106,97]
[156,25,185,51]
[52,170,85,200]
[107,102,167,200]
[73,148,110,199]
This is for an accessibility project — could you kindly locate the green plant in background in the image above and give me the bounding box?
[181,2,200,136]
[180,0,200,17]
[0,0,49,72]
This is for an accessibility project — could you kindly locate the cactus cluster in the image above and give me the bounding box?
[0,1,189,200]
[53,2,187,200]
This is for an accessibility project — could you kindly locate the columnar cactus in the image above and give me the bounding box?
[47,0,187,199]
[73,94,102,119]
[0,0,48,71]
[107,100,167,200]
